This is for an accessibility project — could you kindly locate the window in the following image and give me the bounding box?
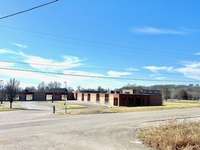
[15,95,19,101]
[26,94,33,101]
[96,94,100,102]
[46,94,53,100]
[87,93,90,101]
[62,95,67,100]
[105,94,109,104]
[82,93,84,101]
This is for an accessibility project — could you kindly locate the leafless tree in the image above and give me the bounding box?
[5,79,20,109]
[47,81,62,102]
[162,88,171,101]
[0,82,5,104]
[25,86,36,92]
[37,81,46,92]
[47,81,61,89]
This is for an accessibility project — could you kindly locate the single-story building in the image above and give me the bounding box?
[75,89,162,107]
[17,88,74,101]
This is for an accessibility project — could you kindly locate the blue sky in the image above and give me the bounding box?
[0,0,200,88]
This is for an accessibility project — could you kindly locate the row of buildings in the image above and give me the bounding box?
[16,88,73,101]
[9,88,162,107]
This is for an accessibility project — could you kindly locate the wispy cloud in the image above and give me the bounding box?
[176,62,200,80]
[144,62,200,81]
[0,48,132,88]
[131,27,186,35]
[0,61,15,68]
[125,67,139,72]
[12,43,28,49]
[19,52,83,71]
[107,70,132,77]
[144,66,174,73]
[194,52,200,56]
[0,48,83,71]
[0,48,18,55]
[149,74,167,80]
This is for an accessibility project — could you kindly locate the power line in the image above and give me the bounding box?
[0,60,133,71]
[0,66,198,83]
[0,0,59,20]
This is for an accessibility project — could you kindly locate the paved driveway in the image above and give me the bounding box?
[0,104,200,150]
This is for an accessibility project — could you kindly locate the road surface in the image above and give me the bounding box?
[0,103,200,150]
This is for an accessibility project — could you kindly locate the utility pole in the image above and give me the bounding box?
[64,81,68,114]
[0,80,3,104]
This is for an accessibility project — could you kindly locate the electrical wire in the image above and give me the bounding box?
[0,66,198,83]
[0,0,59,20]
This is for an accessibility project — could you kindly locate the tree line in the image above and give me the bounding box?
[0,79,72,109]
[1,78,199,109]
[121,84,200,101]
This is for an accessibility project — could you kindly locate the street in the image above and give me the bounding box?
[0,104,200,150]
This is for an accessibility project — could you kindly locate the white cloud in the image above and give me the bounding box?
[0,48,18,55]
[131,27,186,35]
[0,68,130,89]
[0,49,83,71]
[176,62,200,80]
[0,61,15,67]
[144,66,174,73]
[0,48,83,70]
[0,48,131,89]
[64,70,104,77]
[19,52,83,71]
[12,43,28,49]
[125,67,139,72]
[194,52,200,56]
[0,47,143,89]
[149,74,167,80]
[107,70,132,77]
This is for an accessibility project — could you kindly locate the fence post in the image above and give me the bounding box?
[53,105,55,114]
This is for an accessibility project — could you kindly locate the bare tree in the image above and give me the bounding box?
[162,88,171,101]
[47,81,61,89]
[178,89,188,100]
[5,79,20,109]
[25,86,36,92]
[0,82,5,104]
[47,81,61,103]
[37,81,46,92]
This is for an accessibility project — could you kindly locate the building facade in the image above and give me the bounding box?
[76,89,162,107]
[17,88,73,101]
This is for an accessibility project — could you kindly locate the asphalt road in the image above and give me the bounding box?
[1,103,200,150]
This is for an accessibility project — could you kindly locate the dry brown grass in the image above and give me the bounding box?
[138,121,200,150]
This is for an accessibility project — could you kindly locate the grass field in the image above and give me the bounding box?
[108,100,200,113]
[0,102,26,112]
[138,121,200,150]
[55,101,87,110]
[56,100,200,115]
[1,100,200,114]
[0,103,12,112]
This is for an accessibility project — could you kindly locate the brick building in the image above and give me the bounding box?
[75,89,162,107]
[17,88,74,101]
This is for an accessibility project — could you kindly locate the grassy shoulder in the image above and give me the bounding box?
[0,104,13,112]
[55,101,87,110]
[138,121,200,150]
[0,106,12,112]
[0,102,27,112]
[109,101,200,113]
[56,100,200,115]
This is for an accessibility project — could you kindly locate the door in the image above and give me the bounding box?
[114,98,118,106]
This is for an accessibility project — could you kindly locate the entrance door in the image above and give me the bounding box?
[114,98,118,106]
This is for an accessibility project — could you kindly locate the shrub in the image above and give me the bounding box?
[138,121,200,150]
